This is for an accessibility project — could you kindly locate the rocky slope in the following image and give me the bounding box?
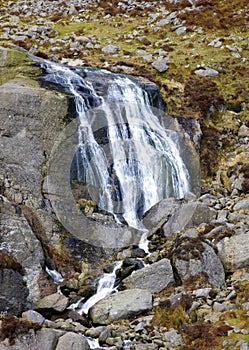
[0,1,249,349]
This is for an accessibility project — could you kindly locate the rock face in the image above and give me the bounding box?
[121,258,175,293]
[89,289,153,324]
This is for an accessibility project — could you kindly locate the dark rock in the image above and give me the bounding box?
[0,268,29,315]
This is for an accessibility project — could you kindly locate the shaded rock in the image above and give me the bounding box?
[89,289,152,324]
[194,67,219,77]
[142,198,180,234]
[0,269,29,315]
[217,233,249,272]
[163,202,217,237]
[121,258,175,293]
[171,238,225,288]
[35,293,69,312]
[55,332,90,350]
[151,58,169,72]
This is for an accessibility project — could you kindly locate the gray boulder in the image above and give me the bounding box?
[55,332,90,350]
[89,289,152,324]
[142,198,180,234]
[0,199,44,303]
[171,238,225,288]
[163,202,217,236]
[0,328,64,350]
[35,293,69,312]
[217,233,249,272]
[233,199,249,212]
[121,258,175,293]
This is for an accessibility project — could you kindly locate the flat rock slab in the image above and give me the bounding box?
[121,258,175,293]
[89,289,152,325]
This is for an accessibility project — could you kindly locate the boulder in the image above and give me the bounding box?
[0,269,29,315]
[171,238,225,288]
[0,328,64,350]
[55,332,90,350]
[233,199,249,212]
[142,198,180,234]
[121,258,175,293]
[35,293,69,312]
[0,199,44,303]
[89,289,152,324]
[163,202,217,236]
[217,233,249,272]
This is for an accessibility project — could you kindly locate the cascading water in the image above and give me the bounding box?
[41,62,190,230]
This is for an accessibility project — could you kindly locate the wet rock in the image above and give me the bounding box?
[217,233,249,272]
[35,293,69,312]
[163,202,217,237]
[89,289,152,324]
[55,332,90,350]
[121,258,175,293]
[171,238,225,288]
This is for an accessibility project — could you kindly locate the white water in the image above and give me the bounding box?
[45,266,64,294]
[77,261,122,315]
[42,62,190,230]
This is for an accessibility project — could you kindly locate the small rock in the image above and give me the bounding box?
[238,124,249,137]
[102,45,119,54]
[194,68,219,77]
[164,329,183,346]
[22,310,45,325]
[151,58,169,73]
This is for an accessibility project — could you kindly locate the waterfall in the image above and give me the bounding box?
[41,62,190,230]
